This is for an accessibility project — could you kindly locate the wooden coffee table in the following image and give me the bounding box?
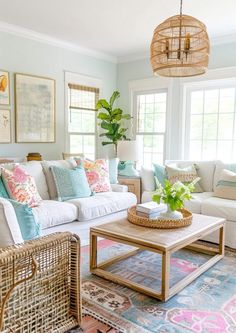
[90,214,225,301]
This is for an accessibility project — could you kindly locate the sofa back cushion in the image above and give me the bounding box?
[140,166,156,192]
[214,161,236,190]
[41,160,77,200]
[165,160,216,192]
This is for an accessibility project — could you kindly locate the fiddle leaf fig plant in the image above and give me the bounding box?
[96,91,132,155]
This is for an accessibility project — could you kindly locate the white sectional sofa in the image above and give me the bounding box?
[0,160,137,247]
[141,160,236,249]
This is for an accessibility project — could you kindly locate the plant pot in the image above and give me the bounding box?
[159,204,183,220]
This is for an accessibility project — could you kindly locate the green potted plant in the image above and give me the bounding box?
[152,178,200,219]
[96,91,131,155]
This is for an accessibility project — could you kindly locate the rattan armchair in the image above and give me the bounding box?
[0,232,81,333]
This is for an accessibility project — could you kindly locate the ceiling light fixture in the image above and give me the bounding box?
[150,0,210,77]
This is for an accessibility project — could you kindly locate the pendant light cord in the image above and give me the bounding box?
[180,0,183,16]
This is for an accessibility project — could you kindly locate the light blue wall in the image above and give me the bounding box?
[117,42,236,159]
[0,31,117,160]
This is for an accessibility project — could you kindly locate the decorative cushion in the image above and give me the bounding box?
[0,177,9,198]
[214,169,236,200]
[50,166,92,201]
[68,191,137,221]
[75,158,111,193]
[1,165,42,207]
[153,163,166,187]
[214,161,236,190]
[166,164,203,192]
[166,160,215,192]
[8,199,41,240]
[108,158,119,184]
[41,160,77,200]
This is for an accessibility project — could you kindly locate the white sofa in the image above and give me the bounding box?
[0,160,137,247]
[141,160,236,249]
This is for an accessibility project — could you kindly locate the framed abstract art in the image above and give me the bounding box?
[0,70,10,106]
[15,73,55,143]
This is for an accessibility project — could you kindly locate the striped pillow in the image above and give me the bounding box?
[214,169,236,200]
[166,164,203,193]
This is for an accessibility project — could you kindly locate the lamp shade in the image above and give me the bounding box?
[117,140,139,161]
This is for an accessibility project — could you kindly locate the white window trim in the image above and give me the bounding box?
[64,71,103,156]
[180,66,236,159]
[129,77,173,161]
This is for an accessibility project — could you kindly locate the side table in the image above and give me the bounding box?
[118,176,141,203]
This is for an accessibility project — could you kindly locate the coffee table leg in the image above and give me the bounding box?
[162,251,170,301]
[219,225,225,256]
[90,231,97,270]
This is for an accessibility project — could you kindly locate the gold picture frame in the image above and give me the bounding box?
[15,73,55,143]
[0,109,11,143]
[0,70,10,106]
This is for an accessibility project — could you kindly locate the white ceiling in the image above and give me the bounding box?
[0,0,236,61]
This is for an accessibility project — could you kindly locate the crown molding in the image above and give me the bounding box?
[0,21,117,63]
[117,33,236,64]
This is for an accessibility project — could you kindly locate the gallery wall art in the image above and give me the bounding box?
[15,73,55,143]
[0,70,10,106]
[0,109,11,143]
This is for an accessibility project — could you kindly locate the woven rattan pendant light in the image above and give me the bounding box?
[150,0,210,77]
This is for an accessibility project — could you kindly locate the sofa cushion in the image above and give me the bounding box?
[41,160,76,200]
[214,161,236,190]
[214,169,236,200]
[32,200,78,229]
[140,166,155,192]
[0,198,23,246]
[184,192,213,214]
[165,160,216,192]
[50,166,92,201]
[201,196,236,222]
[166,164,203,192]
[68,191,137,221]
[1,165,42,207]
[9,199,41,240]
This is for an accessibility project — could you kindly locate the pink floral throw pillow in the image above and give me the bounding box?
[1,165,42,207]
[75,158,111,193]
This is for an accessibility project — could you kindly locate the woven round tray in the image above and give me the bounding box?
[127,206,192,229]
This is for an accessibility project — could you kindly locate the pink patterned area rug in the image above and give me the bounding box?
[79,239,236,333]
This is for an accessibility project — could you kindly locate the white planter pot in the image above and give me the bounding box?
[159,204,183,220]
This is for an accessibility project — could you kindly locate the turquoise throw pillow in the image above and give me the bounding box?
[50,166,92,201]
[0,177,9,198]
[9,199,40,241]
[108,158,119,184]
[153,163,167,187]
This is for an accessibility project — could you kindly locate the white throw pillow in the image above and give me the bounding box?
[214,169,236,200]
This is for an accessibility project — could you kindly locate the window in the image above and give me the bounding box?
[186,85,236,161]
[67,84,99,160]
[135,91,167,167]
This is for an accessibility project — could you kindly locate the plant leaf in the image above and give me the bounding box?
[109,91,120,107]
[96,99,111,111]
[97,112,110,120]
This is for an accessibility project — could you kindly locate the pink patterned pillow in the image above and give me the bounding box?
[1,165,42,207]
[75,158,111,193]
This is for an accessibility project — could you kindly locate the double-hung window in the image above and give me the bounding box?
[135,90,167,167]
[67,84,99,160]
[185,82,236,161]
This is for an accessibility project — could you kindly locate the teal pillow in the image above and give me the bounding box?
[108,158,119,184]
[9,199,40,241]
[50,166,92,201]
[153,163,167,187]
[0,177,9,198]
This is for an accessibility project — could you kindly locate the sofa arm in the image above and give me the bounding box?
[111,184,128,192]
[0,232,81,331]
[0,198,23,247]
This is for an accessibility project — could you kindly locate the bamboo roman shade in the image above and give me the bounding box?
[68,84,99,111]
